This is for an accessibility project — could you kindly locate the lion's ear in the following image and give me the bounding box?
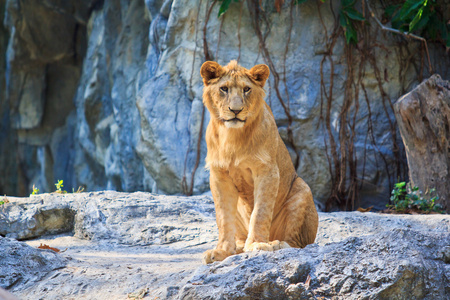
[200,61,224,85]
[249,64,270,87]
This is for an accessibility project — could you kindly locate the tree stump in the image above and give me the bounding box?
[394,74,450,212]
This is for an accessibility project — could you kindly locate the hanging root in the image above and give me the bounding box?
[185,0,411,207]
[247,0,299,169]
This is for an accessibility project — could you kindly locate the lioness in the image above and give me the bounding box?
[200,60,318,264]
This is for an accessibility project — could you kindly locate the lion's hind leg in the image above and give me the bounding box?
[272,177,318,248]
[286,178,318,248]
[235,239,245,254]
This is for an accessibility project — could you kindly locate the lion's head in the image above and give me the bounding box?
[200,60,270,129]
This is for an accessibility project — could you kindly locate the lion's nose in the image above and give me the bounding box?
[229,107,243,115]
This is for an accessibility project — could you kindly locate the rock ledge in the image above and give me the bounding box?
[0,191,448,299]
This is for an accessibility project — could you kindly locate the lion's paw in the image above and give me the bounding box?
[269,240,291,250]
[236,240,245,254]
[244,242,273,252]
[202,249,231,264]
[244,240,291,252]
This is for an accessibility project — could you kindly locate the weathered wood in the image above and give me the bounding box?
[394,74,450,212]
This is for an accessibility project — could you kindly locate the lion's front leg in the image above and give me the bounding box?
[203,168,239,264]
[244,166,288,252]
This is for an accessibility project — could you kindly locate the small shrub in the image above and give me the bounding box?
[387,181,443,213]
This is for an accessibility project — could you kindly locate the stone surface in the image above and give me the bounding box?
[0,191,217,245]
[0,236,66,291]
[180,229,450,299]
[1,0,450,210]
[0,192,449,299]
[0,195,75,240]
[394,74,450,211]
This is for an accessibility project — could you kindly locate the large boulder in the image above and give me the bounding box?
[180,229,450,299]
[394,74,450,211]
[0,236,66,291]
[0,191,217,245]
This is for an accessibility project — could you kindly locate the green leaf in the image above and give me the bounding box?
[218,0,232,18]
[395,182,406,188]
[399,0,425,20]
[409,7,424,32]
[340,13,348,27]
[345,24,358,44]
[341,0,356,8]
[344,7,365,21]
[340,12,358,44]
[399,200,408,209]
[411,15,430,31]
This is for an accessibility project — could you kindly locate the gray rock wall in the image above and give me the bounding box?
[0,0,15,195]
[0,0,449,209]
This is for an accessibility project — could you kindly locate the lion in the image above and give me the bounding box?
[200,60,318,264]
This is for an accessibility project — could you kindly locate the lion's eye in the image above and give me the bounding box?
[244,87,251,93]
[220,86,228,93]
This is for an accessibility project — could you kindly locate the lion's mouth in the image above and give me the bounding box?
[225,118,246,123]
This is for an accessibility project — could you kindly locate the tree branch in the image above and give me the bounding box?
[365,0,432,73]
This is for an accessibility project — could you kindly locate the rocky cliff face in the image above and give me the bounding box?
[0,0,449,209]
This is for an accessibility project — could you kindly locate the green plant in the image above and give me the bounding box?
[31,184,39,195]
[339,0,366,44]
[218,0,240,17]
[386,0,449,47]
[410,186,442,212]
[55,180,67,194]
[217,0,448,46]
[72,186,85,193]
[389,181,408,209]
[387,181,443,213]
[0,195,9,205]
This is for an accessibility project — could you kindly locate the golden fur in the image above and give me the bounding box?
[200,60,318,264]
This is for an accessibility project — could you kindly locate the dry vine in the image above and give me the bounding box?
[237,1,244,63]
[247,0,300,169]
[182,0,217,195]
[185,0,413,211]
[318,0,409,210]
